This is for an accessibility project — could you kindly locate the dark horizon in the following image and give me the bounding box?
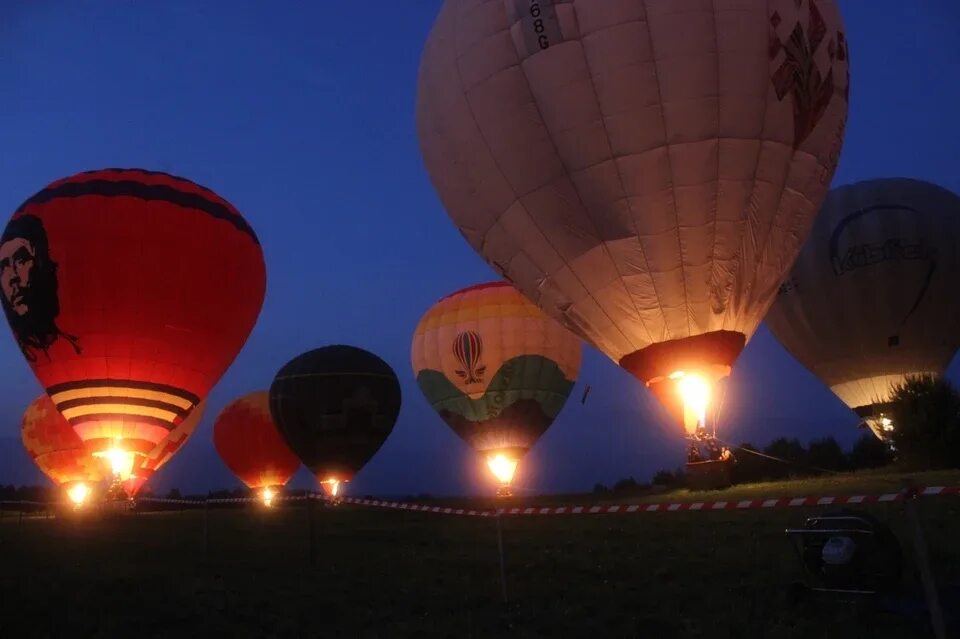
[2,1,959,498]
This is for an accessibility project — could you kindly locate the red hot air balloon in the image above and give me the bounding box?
[21,395,105,507]
[213,391,302,506]
[1,169,266,483]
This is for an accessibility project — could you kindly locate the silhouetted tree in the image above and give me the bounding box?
[889,374,960,469]
[592,483,610,495]
[807,436,847,471]
[763,438,809,479]
[651,470,674,486]
[166,488,182,500]
[848,433,894,470]
[731,443,773,483]
[613,476,640,494]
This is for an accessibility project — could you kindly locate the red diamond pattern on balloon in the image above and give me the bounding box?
[769,0,846,149]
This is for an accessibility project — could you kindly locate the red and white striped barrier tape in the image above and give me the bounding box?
[492,485,960,516]
[34,485,960,516]
[340,496,492,517]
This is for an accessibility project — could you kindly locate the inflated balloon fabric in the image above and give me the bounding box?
[412,282,581,456]
[269,346,401,482]
[121,401,206,498]
[21,395,104,487]
[214,391,301,491]
[0,168,266,462]
[417,0,850,381]
[766,178,960,416]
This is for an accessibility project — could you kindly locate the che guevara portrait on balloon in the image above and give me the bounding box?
[0,213,81,363]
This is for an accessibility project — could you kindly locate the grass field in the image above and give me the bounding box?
[0,470,957,638]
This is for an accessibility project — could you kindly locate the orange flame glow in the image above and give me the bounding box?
[93,445,136,480]
[671,371,712,435]
[261,487,276,507]
[66,483,91,507]
[320,478,341,498]
[486,454,519,486]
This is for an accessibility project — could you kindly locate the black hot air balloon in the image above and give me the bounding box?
[269,345,401,497]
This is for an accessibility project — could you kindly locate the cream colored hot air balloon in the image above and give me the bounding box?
[416,0,850,436]
[765,178,960,440]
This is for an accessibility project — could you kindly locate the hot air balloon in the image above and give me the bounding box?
[416,1,850,443]
[120,401,206,499]
[21,395,105,507]
[412,282,581,495]
[765,178,960,441]
[214,391,301,506]
[269,346,401,498]
[1,168,265,484]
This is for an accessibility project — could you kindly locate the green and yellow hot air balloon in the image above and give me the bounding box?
[412,282,582,496]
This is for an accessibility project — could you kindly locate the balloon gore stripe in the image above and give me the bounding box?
[17,179,258,242]
[49,381,199,432]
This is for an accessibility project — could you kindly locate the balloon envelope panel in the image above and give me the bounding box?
[21,395,104,487]
[416,0,849,380]
[1,168,266,464]
[121,401,206,498]
[766,178,960,413]
[412,282,581,455]
[269,346,401,482]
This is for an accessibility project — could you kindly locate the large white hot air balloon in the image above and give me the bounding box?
[765,178,960,440]
[416,0,850,436]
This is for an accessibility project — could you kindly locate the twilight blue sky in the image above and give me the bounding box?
[1,2,959,496]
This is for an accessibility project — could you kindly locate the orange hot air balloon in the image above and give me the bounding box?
[416,1,850,437]
[121,401,206,499]
[412,282,581,495]
[21,395,104,506]
[1,169,266,481]
[213,391,301,506]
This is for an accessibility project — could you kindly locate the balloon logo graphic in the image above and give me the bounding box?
[766,178,960,440]
[453,331,486,384]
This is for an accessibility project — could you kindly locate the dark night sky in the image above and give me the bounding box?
[1,2,959,497]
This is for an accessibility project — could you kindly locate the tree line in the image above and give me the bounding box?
[598,375,960,494]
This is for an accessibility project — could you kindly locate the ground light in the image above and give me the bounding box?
[261,487,276,507]
[486,453,518,498]
[66,482,91,508]
[880,416,894,433]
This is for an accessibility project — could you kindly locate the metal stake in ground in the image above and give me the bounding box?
[203,499,210,559]
[308,493,318,568]
[495,512,508,603]
[902,480,947,639]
